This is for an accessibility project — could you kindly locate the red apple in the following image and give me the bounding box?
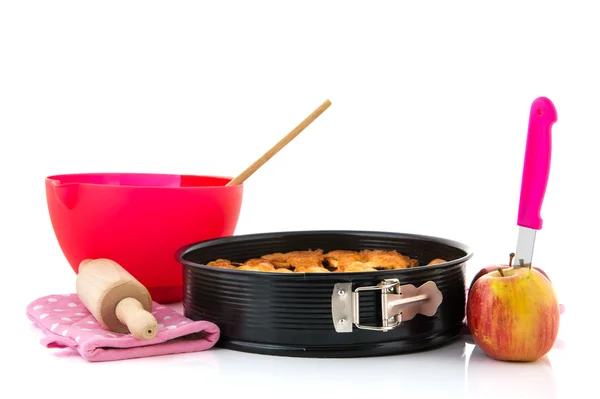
[469,253,551,289]
[467,265,560,362]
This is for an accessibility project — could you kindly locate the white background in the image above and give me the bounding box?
[1,1,598,398]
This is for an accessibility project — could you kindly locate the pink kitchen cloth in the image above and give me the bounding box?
[27,294,220,362]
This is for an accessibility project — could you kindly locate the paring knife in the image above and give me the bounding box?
[514,97,557,268]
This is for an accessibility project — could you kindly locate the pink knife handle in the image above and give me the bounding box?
[517,97,557,230]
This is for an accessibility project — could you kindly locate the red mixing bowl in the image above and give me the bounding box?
[45,173,244,303]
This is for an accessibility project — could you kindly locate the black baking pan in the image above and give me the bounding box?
[175,230,473,358]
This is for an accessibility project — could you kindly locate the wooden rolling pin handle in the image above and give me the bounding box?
[115,297,158,340]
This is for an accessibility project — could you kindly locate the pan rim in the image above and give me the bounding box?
[174,229,474,279]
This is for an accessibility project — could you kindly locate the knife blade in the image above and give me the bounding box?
[514,97,557,268]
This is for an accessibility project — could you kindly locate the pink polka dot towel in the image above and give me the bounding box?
[27,294,220,362]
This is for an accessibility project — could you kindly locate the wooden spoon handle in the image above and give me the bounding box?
[226,99,332,186]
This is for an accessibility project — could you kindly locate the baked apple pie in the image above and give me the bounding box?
[206,249,447,273]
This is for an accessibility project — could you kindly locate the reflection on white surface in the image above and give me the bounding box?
[466,345,556,399]
[174,337,563,398]
[203,337,468,396]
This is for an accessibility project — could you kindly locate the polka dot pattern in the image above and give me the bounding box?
[26,293,221,362]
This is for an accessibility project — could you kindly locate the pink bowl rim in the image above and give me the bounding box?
[45,172,243,189]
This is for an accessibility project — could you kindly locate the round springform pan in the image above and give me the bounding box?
[175,230,473,358]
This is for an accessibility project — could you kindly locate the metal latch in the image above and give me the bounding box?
[331,278,443,333]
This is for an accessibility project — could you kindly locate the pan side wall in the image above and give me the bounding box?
[180,231,469,356]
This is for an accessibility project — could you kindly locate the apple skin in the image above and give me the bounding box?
[469,264,551,290]
[466,267,560,362]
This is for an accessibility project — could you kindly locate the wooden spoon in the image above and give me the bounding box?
[226,99,332,186]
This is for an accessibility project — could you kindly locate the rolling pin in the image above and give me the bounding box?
[75,258,158,340]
